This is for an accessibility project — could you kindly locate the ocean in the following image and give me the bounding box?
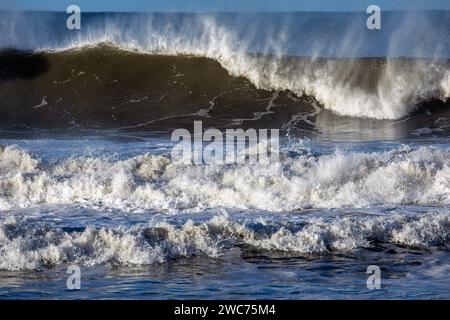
[0,10,449,299]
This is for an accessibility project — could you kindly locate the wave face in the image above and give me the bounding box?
[1,11,450,121]
[1,47,449,130]
[0,144,449,212]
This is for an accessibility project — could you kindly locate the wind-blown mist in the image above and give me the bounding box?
[1,11,449,120]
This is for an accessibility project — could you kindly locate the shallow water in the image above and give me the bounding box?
[1,246,449,300]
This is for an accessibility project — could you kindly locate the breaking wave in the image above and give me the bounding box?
[1,11,450,122]
[0,144,449,212]
[0,212,448,270]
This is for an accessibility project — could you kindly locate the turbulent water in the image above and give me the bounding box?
[0,138,449,299]
[0,11,449,299]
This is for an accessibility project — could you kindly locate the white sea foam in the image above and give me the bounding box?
[0,212,448,270]
[0,145,449,212]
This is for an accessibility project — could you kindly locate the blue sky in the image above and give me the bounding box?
[2,0,450,12]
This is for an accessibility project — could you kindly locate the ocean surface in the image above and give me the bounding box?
[0,11,449,299]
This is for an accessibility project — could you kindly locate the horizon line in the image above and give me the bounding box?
[1,8,450,14]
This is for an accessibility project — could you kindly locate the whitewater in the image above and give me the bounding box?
[0,144,449,212]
